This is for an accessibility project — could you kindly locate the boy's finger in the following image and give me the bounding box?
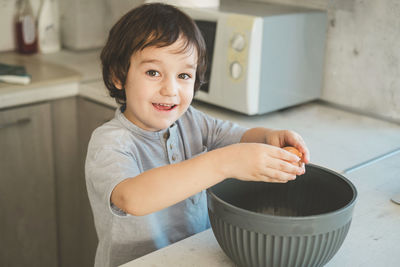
[270,146,301,162]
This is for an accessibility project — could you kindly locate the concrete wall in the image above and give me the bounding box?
[322,0,400,122]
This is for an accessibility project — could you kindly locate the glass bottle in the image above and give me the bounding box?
[15,0,38,54]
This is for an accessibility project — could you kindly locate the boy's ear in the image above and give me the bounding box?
[112,73,123,90]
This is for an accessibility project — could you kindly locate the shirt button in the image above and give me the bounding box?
[163,132,169,141]
[170,143,173,149]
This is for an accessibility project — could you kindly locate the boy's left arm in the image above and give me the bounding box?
[240,127,310,164]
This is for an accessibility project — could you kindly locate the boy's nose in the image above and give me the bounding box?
[160,77,178,96]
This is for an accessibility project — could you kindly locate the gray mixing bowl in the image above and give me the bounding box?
[207,164,357,267]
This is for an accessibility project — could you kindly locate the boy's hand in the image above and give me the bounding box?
[222,143,305,183]
[264,129,310,164]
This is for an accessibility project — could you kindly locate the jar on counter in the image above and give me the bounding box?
[15,0,38,54]
[38,0,61,53]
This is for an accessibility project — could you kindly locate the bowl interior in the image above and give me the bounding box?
[209,165,356,217]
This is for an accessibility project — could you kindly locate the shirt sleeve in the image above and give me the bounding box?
[187,106,249,150]
[85,128,140,217]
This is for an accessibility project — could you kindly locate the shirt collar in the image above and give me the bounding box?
[115,108,176,140]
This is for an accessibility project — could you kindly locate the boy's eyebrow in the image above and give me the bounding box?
[184,63,197,70]
[140,59,197,69]
[140,59,161,65]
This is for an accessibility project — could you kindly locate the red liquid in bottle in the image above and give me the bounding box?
[15,17,38,54]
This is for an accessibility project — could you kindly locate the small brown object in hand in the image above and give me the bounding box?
[283,146,303,166]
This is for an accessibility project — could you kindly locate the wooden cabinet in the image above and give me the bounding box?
[51,97,86,267]
[76,97,115,267]
[0,97,115,267]
[52,97,114,267]
[0,103,58,267]
[77,97,115,166]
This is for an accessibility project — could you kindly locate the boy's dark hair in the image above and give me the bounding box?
[101,3,207,108]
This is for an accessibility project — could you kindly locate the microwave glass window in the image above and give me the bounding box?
[194,20,216,93]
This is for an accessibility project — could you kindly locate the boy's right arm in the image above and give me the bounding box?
[111,142,302,216]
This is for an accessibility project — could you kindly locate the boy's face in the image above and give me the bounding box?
[118,38,197,131]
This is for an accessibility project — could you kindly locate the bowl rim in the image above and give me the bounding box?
[207,163,358,223]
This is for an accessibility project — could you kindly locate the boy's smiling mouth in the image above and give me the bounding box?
[152,103,177,111]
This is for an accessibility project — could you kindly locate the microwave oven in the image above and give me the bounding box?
[182,1,327,115]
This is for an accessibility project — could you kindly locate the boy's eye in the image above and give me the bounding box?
[146,70,160,77]
[178,73,191,80]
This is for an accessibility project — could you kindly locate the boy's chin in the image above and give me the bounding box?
[147,120,176,132]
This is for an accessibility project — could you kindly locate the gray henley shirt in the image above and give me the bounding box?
[85,105,248,267]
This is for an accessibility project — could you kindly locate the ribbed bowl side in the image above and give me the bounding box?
[209,212,352,267]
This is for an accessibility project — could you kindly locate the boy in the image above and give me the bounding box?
[86,3,309,267]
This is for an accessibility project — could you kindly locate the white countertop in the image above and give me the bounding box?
[0,51,83,109]
[121,152,400,267]
[1,49,399,267]
[0,49,103,109]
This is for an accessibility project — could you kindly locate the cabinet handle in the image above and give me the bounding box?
[0,118,31,129]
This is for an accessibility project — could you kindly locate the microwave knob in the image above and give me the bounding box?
[231,34,245,51]
[230,61,242,79]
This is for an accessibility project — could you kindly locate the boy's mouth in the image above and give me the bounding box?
[152,103,177,111]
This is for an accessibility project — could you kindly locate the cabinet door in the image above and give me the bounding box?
[78,97,116,158]
[52,97,115,267]
[51,97,83,267]
[0,103,58,267]
[77,97,115,266]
